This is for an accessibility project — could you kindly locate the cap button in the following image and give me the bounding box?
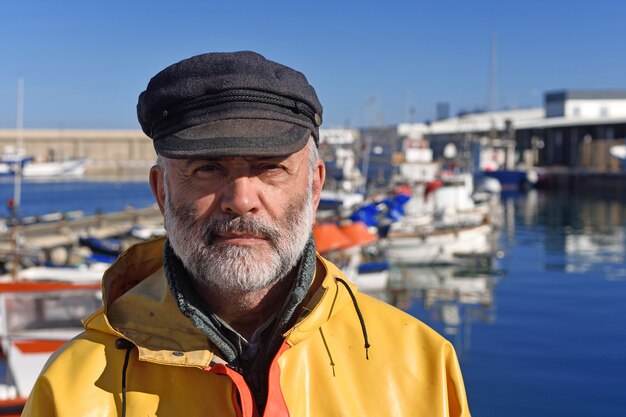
[314,113,322,126]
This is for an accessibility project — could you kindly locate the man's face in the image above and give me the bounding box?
[150,142,324,292]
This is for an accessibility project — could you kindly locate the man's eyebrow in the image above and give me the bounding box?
[178,156,289,167]
[244,156,289,163]
[180,159,209,168]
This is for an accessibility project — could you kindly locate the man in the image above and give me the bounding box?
[23,51,471,416]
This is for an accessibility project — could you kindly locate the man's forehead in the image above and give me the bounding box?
[166,152,302,166]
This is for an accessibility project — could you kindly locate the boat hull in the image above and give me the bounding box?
[482,170,536,191]
[385,223,493,265]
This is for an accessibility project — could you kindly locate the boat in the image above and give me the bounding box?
[129,224,166,240]
[609,145,626,169]
[383,173,496,267]
[313,221,390,292]
[383,221,494,266]
[481,169,538,191]
[78,236,124,258]
[0,146,88,179]
[396,138,440,185]
[318,189,365,212]
[474,137,538,191]
[0,271,102,415]
[0,264,109,283]
[0,80,83,181]
[401,172,496,228]
[20,158,88,178]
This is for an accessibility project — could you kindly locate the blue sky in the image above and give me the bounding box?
[1,0,625,130]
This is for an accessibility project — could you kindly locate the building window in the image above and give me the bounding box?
[573,107,580,117]
[600,107,609,118]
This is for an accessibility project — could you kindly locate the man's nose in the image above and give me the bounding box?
[220,176,260,215]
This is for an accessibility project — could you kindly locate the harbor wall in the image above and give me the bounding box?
[0,129,156,177]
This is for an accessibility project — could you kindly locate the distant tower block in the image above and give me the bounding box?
[436,102,450,121]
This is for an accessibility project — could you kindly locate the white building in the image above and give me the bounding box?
[545,90,626,119]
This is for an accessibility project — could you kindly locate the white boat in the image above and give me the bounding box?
[397,139,439,184]
[129,224,166,240]
[383,222,493,266]
[0,273,102,413]
[0,146,88,178]
[21,158,88,178]
[609,145,626,169]
[382,167,501,266]
[0,264,108,283]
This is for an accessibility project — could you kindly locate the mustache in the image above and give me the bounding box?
[201,215,281,245]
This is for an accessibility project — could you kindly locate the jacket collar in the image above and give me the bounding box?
[88,237,356,368]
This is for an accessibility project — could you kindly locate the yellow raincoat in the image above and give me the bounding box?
[22,237,471,416]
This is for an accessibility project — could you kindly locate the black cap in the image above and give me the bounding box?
[137,51,323,158]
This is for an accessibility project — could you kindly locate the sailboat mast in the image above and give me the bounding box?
[13,76,24,215]
[489,31,497,112]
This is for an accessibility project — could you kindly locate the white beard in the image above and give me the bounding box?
[164,184,314,292]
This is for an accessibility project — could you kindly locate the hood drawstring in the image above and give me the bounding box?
[115,338,134,417]
[335,277,371,360]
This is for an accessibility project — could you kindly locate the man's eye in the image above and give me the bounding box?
[260,163,281,171]
[249,162,281,173]
[196,164,221,173]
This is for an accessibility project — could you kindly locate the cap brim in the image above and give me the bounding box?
[154,119,311,159]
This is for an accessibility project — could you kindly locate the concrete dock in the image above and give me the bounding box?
[0,205,164,266]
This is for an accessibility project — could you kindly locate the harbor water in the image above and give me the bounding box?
[2,180,625,416]
[402,190,626,417]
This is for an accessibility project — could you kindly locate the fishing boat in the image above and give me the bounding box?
[0,273,102,415]
[475,137,538,191]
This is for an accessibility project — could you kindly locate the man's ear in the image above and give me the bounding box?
[312,158,326,217]
[149,164,166,215]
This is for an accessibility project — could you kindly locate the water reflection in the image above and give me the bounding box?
[360,188,626,363]
[564,228,625,275]
[511,189,626,279]
[384,264,502,356]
